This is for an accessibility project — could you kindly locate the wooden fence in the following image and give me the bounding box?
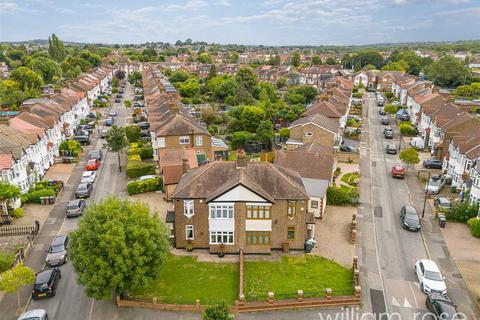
[0,225,36,237]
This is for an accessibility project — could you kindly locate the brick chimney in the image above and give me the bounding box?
[236,149,247,169]
[182,158,190,174]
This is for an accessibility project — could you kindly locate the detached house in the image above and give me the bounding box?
[377,71,404,92]
[172,151,313,254]
[288,113,341,148]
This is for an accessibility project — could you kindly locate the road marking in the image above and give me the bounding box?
[391,296,400,307]
[408,281,420,308]
[403,297,412,308]
[88,298,95,320]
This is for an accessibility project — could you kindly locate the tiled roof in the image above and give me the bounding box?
[275,150,334,181]
[290,113,340,134]
[0,154,14,170]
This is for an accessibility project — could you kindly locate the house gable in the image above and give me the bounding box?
[211,185,270,203]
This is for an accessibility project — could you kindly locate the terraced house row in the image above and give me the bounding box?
[0,66,114,192]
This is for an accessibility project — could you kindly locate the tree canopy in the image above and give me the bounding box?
[0,264,35,309]
[424,56,471,88]
[48,33,67,62]
[399,148,420,166]
[104,125,128,171]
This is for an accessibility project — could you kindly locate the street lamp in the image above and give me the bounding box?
[419,170,431,218]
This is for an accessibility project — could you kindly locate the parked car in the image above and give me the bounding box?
[434,197,452,210]
[76,129,89,137]
[32,268,61,300]
[105,118,114,126]
[109,110,117,117]
[117,93,123,98]
[45,235,68,267]
[415,259,447,295]
[339,145,358,152]
[87,112,97,119]
[66,199,85,218]
[115,98,121,103]
[378,109,386,116]
[391,165,406,179]
[377,99,384,107]
[89,149,103,160]
[78,124,94,133]
[383,127,393,139]
[81,170,97,184]
[386,144,397,154]
[100,128,109,138]
[137,122,150,130]
[423,158,443,169]
[396,111,410,121]
[426,175,446,194]
[75,183,93,198]
[400,205,421,231]
[425,293,458,319]
[73,135,90,146]
[410,137,425,150]
[351,97,362,105]
[381,117,390,125]
[86,159,100,171]
[17,309,48,320]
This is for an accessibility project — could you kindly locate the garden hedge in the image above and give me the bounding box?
[468,218,480,238]
[27,189,56,203]
[445,202,478,223]
[127,177,163,195]
[327,186,359,206]
[139,147,153,159]
[126,160,156,179]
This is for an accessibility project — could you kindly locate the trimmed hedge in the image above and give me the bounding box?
[11,208,24,218]
[126,160,156,179]
[27,189,55,203]
[139,147,153,159]
[327,185,359,206]
[127,177,163,195]
[399,122,418,136]
[468,218,480,237]
[445,202,478,223]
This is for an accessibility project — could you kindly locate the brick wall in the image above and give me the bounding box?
[290,124,335,146]
[160,133,213,160]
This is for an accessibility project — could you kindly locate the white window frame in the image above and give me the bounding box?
[209,231,234,245]
[184,200,194,219]
[185,225,194,240]
[195,135,203,146]
[179,136,190,145]
[158,137,165,148]
[310,200,319,209]
[209,203,234,219]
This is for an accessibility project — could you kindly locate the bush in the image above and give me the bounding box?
[27,189,55,203]
[203,303,233,320]
[126,160,156,179]
[127,177,163,195]
[128,155,141,161]
[384,104,397,114]
[468,218,480,237]
[385,92,394,99]
[125,125,141,143]
[327,186,359,206]
[399,122,417,136]
[59,140,82,157]
[139,147,153,160]
[11,208,24,218]
[445,202,479,223]
[0,251,15,273]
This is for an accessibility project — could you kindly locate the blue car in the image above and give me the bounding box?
[105,118,114,126]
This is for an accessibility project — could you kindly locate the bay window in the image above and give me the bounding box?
[209,204,234,219]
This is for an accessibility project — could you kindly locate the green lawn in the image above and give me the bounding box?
[133,255,239,305]
[341,172,360,186]
[244,256,353,301]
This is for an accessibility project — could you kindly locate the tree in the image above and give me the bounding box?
[256,120,274,150]
[311,56,322,66]
[291,52,301,67]
[279,127,290,139]
[179,78,200,98]
[169,71,189,83]
[201,109,219,125]
[31,57,62,83]
[230,51,239,63]
[235,67,258,92]
[399,148,420,166]
[125,125,141,143]
[48,33,66,62]
[104,125,128,172]
[424,56,471,88]
[203,303,233,320]
[384,104,398,114]
[197,52,212,64]
[0,182,21,215]
[69,196,170,300]
[128,71,142,85]
[207,64,217,79]
[382,61,408,72]
[353,50,384,69]
[289,85,317,103]
[124,100,132,108]
[115,70,126,80]
[454,82,480,98]
[325,57,336,65]
[240,106,266,132]
[268,55,281,66]
[276,77,287,89]
[0,79,28,109]
[80,51,102,67]
[10,67,43,92]
[0,264,35,311]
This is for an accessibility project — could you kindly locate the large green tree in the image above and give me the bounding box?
[255,120,274,150]
[0,264,35,310]
[32,57,62,83]
[424,56,471,88]
[399,148,420,166]
[104,125,128,172]
[10,67,43,92]
[179,78,200,98]
[48,33,67,62]
[69,196,170,300]
[240,105,266,132]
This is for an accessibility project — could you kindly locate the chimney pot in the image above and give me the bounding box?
[182,158,190,174]
[236,149,247,168]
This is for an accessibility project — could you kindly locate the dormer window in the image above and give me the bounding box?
[184,200,194,219]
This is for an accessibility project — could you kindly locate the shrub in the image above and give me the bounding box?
[11,208,24,219]
[399,122,417,136]
[203,303,233,320]
[467,218,480,237]
[139,147,153,160]
[327,186,359,206]
[126,160,156,179]
[0,252,15,273]
[27,189,55,203]
[445,202,479,223]
[59,140,82,157]
[127,177,163,195]
[279,128,290,138]
[128,155,141,161]
[125,125,141,143]
[385,92,394,99]
[127,148,140,156]
[384,104,397,114]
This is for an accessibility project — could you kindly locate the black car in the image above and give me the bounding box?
[89,149,103,160]
[423,158,443,169]
[115,98,121,103]
[381,117,390,125]
[75,183,93,199]
[78,124,94,134]
[383,127,393,139]
[426,293,459,319]
[340,145,358,152]
[66,199,85,218]
[137,122,150,130]
[73,135,90,146]
[32,268,61,299]
[400,205,421,231]
[378,109,386,116]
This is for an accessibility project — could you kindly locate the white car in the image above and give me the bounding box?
[414,259,447,295]
[81,171,97,184]
[17,309,48,320]
[425,175,446,194]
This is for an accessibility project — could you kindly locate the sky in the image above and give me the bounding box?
[0,0,480,46]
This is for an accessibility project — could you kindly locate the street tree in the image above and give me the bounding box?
[291,52,301,67]
[240,105,266,132]
[69,196,170,300]
[399,148,420,167]
[48,33,67,62]
[104,125,128,172]
[384,104,398,114]
[0,264,35,311]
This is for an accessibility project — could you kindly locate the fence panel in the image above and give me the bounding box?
[0,225,36,237]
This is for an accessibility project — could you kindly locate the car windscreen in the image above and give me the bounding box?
[67,203,79,210]
[48,244,65,253]
[77,185,87,191]
[429,179,441,187]
[425,270,443,281]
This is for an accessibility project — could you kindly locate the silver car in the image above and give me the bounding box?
[46,235,68,267]
[17,309,48,320]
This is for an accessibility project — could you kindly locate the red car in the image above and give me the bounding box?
[86,159,100,171]
[391,165,406,179]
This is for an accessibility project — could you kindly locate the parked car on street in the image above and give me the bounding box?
[426,175,446,194]
[81,170,97,184]
[423,158,443,169]
[378,109,386,116]
[66,199,85,217]
[75,183,93,198]
[415,259,447,295]
[381,117,390,125]
[45,235,68,267]
[137,122,150,130]
[109,110,117,117]
[384,127,393,139]
[73,135,90,146]
[386,144,397,154]
[425,293,458,319]
[32,268,61,299]
[100,128,109,138]
[391,165,406,179]
[396,111,410,121]
[115,98,121,103]
[86,159,100,171]
[105,117,114,126]
[17,309,48,320]
[78,124,94,133]
[89,149,103,160]
[400,205,421,231]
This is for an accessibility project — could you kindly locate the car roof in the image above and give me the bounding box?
[404,205,417,213]
[420,259,440,271]
[52,235,67,246]
[82,171,94,176]
[18,309,47,319]
[87,159,97,163]
[393,165,405,170]
[36,269,54,283]
[68,199,82,206]
[387,144,396,148]
[78,183,89,188]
